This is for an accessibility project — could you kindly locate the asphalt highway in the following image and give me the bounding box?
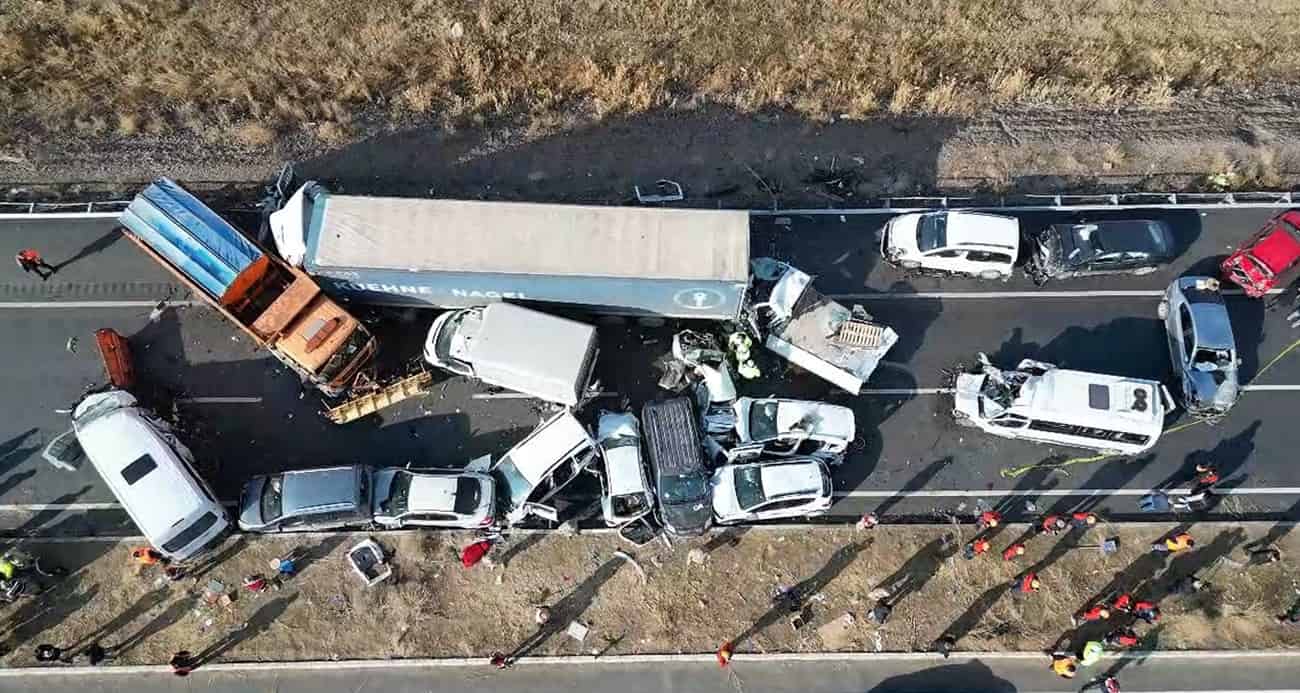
[2,205,1300,534]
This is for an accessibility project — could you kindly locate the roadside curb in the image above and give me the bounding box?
[0,648,1296,677]
[8,520,1298,543]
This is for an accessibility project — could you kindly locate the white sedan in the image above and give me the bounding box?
[880,211,1020,279]
[711,458,833,524]
[371,468,496,529]
[731,397,855,463]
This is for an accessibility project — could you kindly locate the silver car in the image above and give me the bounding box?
[371,468,496,529]
[238,464,373,533]
[1158,277,1240,417]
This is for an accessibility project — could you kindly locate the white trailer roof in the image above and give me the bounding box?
[308,194,750,281]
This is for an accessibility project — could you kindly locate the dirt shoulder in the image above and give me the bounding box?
[2,522,1297,667]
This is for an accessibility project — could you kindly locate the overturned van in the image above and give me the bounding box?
[424,303,599,407]
[952,354,1173,456]
[748,258,898,394]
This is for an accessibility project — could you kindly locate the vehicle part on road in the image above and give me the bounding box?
[327,371,434,424]
[119,179,377,403]
[748,258,898,394]
[954,353,1172,456]
[347,539,391,587]
[94,328,135,390]
[1160,276,1240,417]
[634,179,684,204]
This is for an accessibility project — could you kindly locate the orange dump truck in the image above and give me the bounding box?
[119,179,377,398]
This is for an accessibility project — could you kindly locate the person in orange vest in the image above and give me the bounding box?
[1013,571,1040,595]
[977,510,1002,531]
[1050,653,1077,678]
[716,641,735,668]
[963,537,992,560]
[131,546,168,567]
[1002,543,1026,561]
[1071,511,1099,528]
[1111,593,1134,614]
[1038,514,1067,535]
[14,249,55,280]
[1152,532,1194,553]
[1072,603,1110,626]
[1133,600,1161,624]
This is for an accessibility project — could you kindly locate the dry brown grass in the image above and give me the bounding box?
[2,523,1299,665]
[3,0,1300,143]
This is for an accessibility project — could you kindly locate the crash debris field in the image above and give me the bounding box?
[3,524,1298,667]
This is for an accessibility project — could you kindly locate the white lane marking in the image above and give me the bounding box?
[860,385,1296,395]
[834,487,1300,499]
[1242,384,1300,391]
[0,300,201,309]
[830,288,1280,300]
[753,203,1296,214]
[176,396,262,404]
[471,392,618,399]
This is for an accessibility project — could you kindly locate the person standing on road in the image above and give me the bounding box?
[963,537,991,560]
[1191,464,1219,494]
[1133,600,1161,624]
[1039,515,1068,536]
[1072,603,1110,626]
[977,510,1002,531]
[14,249,55,280]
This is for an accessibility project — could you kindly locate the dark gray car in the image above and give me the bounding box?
[642,397,712,537]
[1030,220,1175,282]
[239,464,373,532]
[1158,277,1240,417]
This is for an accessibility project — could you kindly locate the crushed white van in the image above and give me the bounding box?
[952,354,1173,455]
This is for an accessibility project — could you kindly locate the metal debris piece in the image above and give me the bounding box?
[65,337,77,353]
[566,621,590,643]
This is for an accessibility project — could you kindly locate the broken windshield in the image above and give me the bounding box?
[1193,348,1232,381]
[917,213,948,252]
[734,466,766,510]
[383,471,412,515]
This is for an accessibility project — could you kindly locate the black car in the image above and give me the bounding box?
[1029,220,1175,283]
[641,397,712,537]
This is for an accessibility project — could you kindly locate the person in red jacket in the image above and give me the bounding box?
[1072,603,1110,626]
[963,537,992,560]
[460,539,494,568]
[1039,515,1067,535]
[1104,627,1140,648]
[1111,593,1134,613]
[1002,543,1027,561]
[14,249,55,280]
[1071,512,1099,528]
[1133,600,1161,624]
[978,510,1002,531]
[1013,572,1040,595]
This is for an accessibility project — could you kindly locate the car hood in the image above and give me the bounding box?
[778,402,855,440]
[953,373,984,418]
[883,215,921,257]
[1185,369,1240,414]
[238,476,268,528]
[710,468,741,520]
[661,497,712,536]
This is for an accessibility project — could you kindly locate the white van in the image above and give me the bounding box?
[424,303,599,407]
[71,391,229,561]
[952,354,1173,455]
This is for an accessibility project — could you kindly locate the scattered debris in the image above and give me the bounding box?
[687,548,708,566]
[614,550,647,584]
[566,620,590,643]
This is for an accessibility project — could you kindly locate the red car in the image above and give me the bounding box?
[1222,210,1300,297]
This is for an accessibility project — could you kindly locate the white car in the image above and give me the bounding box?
[595,411,654,527]
[731,397,855,463]
[371,468,496,529]
[880,211,1020,279]
[710,458,833,524]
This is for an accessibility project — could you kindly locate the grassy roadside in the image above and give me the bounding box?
[2,523,1297,667]
[3,0,1300,147]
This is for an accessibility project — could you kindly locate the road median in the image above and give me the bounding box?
[2,521,1297,669]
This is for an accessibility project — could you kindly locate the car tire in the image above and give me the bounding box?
[1157,301,1169,319]
[977,269,1006,280]
[1133,266,1157,276]
[900,260,921,270]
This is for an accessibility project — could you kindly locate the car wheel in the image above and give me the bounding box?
[977,269,1006,280]
[1157,301,1169,319]
[1133,266,1157,276]
[899,260,921,270]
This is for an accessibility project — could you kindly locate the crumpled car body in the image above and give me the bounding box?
[1221,210,1300,298]
[1159,277,1240,417]
[748,258,898,394]
[1029,220,1174,283]
[730,397,855,464]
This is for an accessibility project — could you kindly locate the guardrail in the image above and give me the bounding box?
[0,200,129,215]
